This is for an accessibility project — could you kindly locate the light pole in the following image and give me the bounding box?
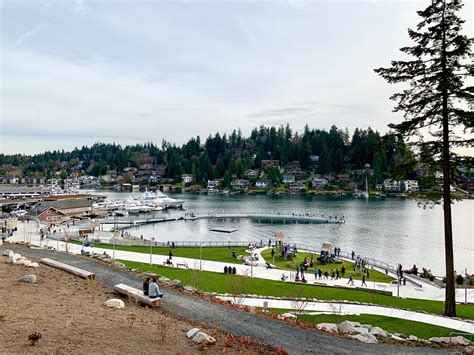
[150,237,154,265]
[465,268,468,304]
[200,242,204,270]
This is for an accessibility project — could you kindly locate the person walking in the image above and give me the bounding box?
[362,274,367,287]
[347,274,354,286]
[313,267,318,280]
[169,249,173,260]
[341,265,345,276]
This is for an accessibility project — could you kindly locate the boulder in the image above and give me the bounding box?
[171,279,183,288]
[429,336,471,346]
[390,334,405,342]
[2,249,12,256]
[192,331,216,344]
[8,252,22,263]
[104,299,125,309]
[158,276,171,283]
[144,272,157,277]
[183,285,197,292]
[281,313,297,319]
[20,274,37,283]
[28,262,40,268]
[361,324,373,330]
[17,259,31,267]
[337,321,361,333]
[408,335,419,342]
[351,333,378,344]
[394,333,406,339]
[370,327,388,338]
[186,328,200,339]
[316,323,338,333]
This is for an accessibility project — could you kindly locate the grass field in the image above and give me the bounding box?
[261,249,393,283]
[121,260,474,320]
[267,311,473,340]
[71,240,248,264]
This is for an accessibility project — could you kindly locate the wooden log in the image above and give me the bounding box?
[40,258,95,279]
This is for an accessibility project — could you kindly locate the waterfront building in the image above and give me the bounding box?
[20,176,46,185]
[282,174,295,184]
[34,207,68,224]
[207,180,219,192]
[383,179,401,192]
[289,182,306,192]
[231,179,250,190]
[311,177,329,188]
[0,177,19,184]
[244,169,259,178]
[182,174,195,184]
[255,180,269,188]
[402,180,420,193]
[31,199,93,217]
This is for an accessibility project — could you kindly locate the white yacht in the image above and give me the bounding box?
[138,189,184,209]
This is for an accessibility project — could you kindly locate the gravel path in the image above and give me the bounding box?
[3,245,448,354]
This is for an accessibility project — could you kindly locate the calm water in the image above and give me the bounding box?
[97,191,473,275]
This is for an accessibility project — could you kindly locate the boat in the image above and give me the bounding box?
[353,177,369,198]
[138,189,184,209]
[11,209,27,217]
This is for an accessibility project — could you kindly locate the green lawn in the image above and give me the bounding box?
[269,311,474,341]
[121,260,474,320]
[72,240,248,264]
[261,249,393,283]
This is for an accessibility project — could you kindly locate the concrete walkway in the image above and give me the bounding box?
[7,220,474,305]
[216,296,474,333]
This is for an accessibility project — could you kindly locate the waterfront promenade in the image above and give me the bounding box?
[8,220,473,304]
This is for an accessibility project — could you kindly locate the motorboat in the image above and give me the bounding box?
[11,209,27,217]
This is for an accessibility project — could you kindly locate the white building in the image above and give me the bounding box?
[402,180,419,192]
[283,174,295,184]
[383,179,401,192]
[255,180,269,188]
[182,174,195,184]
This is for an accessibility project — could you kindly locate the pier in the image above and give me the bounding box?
[100,212,345,227]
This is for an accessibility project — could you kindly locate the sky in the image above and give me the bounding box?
[0,0,472,155]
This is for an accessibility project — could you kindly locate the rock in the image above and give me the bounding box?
[186,328,200,339]
[370,327,388,338]
[20,274,37,283]
[361,324,373,330]
[408,335,419,342]
[192,331,216,344]
[394,333,406,339]
[2,249,12,256]
[158,276,170,283]
[144,272,157,277]
[337,321,361,333]
[316,323,338,333]
[28,262,40,268]
[183,285,197,292]
[429,336,471,346]
[8,252,22,263]
[171,279,183,288]
[104,299,125,309]
[464,345,474,354]
[391,334,405,342]
[17,259,32,267]
[281,313,297,319]
[351,333,378,344]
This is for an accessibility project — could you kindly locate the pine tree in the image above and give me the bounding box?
[374,0,473,317]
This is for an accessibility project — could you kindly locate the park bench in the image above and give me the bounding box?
[176,262,188,269]
[162,261,173,267]
[40,258,95,279]
[113,283,161,308]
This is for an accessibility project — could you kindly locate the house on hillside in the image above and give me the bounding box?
[289,182,305,192]
[312,177,329,189]
[207,180,219,192]
[261,160,280,169]
[282,174,295,184]
[383,179,401,192]
[182,174,194,184]
[244,169,259,178]
[402,180,419,192]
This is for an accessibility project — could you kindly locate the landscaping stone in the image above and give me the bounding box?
[429,336,471,346]
[183,285,197,292]
[337,321,361,333]
[351,333,378,344]
[143,272,157,277]
[171,279,183,288]
[408,335,419,342]
[394,333,406,339]
[20,274,37,283]
[316,323,338,333]
[390,334,405,342]
[158,276,170,283]
[28,262,40,268]
[369,327,388,338]
[104,299,125,309]
[192,331,216,344]
[281,313,297,319]
[361,324,373,330]
[2,249,12,256]
[186,328,200,339]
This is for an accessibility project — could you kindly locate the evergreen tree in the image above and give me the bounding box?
[374,0,473,317]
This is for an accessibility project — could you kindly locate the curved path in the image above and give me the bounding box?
[2,245,445,354]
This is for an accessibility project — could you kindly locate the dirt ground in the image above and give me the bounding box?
[0,256,278,354]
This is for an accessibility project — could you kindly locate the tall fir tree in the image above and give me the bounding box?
[374,0,473,317]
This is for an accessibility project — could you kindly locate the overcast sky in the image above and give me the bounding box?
[1,0,472,155]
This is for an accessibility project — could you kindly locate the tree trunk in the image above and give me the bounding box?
[441,0,456,317]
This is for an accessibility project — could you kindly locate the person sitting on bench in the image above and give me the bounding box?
[148,277,163,298]
[165,258,173,266]
[143,277,150,296]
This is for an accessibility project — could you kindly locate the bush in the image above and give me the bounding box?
[456,274,465,285]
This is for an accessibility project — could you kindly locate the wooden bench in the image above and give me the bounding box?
[40,258,95,279]
[176,262,188,269]
[162,261,174,267]
[113,283,161,308]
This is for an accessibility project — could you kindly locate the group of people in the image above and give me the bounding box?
[224,266,237,274]
[143,277,164,298]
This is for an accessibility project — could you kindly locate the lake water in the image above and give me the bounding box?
[98,191,473,275]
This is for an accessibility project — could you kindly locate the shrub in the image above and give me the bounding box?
[456,274,465,286]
